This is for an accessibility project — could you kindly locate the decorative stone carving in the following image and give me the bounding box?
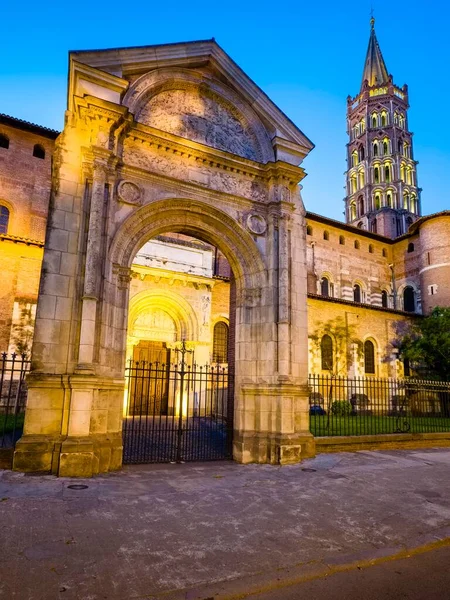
[137,88,260,161]
[117,181,142,206]
[246,214,267,236]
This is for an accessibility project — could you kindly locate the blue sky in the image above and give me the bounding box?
[2,0,448,220]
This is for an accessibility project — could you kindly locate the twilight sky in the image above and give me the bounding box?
[2,0,448,221]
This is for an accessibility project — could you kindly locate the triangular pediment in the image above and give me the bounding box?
[69,40,314,165]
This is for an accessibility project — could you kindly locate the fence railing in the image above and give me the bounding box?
[0,353,30,449]
[309,374,450,437]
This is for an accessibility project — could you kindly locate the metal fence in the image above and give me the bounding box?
[0,353,30,449]
[309,374,450,437]
[123,342,233,463]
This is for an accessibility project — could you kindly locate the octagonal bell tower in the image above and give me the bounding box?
[344,18,421,238]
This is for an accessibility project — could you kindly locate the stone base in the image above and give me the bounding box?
[13,433,123,477]
[233,431,316,465]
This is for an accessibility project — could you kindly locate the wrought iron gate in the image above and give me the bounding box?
[122,341,233,463]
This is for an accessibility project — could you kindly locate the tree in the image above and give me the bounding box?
[393,307,450,381]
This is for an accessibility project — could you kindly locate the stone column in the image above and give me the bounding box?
[77,162,107,370]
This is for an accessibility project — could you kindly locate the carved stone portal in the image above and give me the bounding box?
[13,40,314,476]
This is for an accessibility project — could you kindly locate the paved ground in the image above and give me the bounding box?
[1,448,450,599]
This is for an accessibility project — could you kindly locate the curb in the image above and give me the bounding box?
[143,529,450,600]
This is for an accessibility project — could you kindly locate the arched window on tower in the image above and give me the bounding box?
[321,335,333,371]
[400,163,406,182]
[410,194,417,214]
[385,164,391,183]
[364,340,376,374]
[374,166,380,184]
[381,111,387,127]
[372,113,378,128]
[321,277,330,297]
[352,150,358,167]
[394,112,399,125]
[351,175,357,194]
[374,193,381,210]
[386,192,393,208]
[358,169,365,188]
[349,202,357,221]
[359,145,365,161]
[0,134,9,149]
[0,205,10,234]
[381,290,388,308]
[373,141,379,157]
[403,286,415,312]
[403,192,410,210]
[353,283,362,303]
[383,139,390,155]
[358,196,364,217]
[213,322,229,363]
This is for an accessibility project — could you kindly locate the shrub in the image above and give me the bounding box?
[330,400,352,416]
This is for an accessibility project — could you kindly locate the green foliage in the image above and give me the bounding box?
[393,307,450,381]
[330,400,352,416]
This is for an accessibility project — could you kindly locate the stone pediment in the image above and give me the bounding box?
[69,40,314,165]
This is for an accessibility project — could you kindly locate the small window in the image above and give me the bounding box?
[407,242,414,253]
[382,248,387,258]
[371,220,377,233]
[339,235,345,245]
[364,340,376,374]
[33,144,45,159]
[381,290,388,308]
[427,252,431,266]
[403,286,415,313]
[353,284,362,303]
[354,240,360,249]
[213,322,229,363]
[306,225,313,236]
[321,277,330,297]
[0,134,9,149]
[368,244,374,253]
[321,335,333,371]
[323,231,329,241]
[0,205,10,234]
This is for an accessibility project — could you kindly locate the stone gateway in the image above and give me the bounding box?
[13,40,315,476]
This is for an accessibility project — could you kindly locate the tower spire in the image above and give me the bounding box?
[361,17,389,90]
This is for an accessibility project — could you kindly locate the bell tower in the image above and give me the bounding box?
[344,18,421,238]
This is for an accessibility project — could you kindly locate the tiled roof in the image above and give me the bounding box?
[0,113,60,139]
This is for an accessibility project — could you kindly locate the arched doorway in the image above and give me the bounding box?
[122,234,234,463]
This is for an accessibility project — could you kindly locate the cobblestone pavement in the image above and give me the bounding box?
[1,448,450,599]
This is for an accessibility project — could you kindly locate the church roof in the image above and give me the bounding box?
[360,18,389,89]
[0,113,59,139]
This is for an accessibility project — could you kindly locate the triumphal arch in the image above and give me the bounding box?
[13,40,315,476]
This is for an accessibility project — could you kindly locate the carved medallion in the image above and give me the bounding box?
[117,181,142,205]
[246,214,267,235]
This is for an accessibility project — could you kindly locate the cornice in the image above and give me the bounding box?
[126,122,305,186]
